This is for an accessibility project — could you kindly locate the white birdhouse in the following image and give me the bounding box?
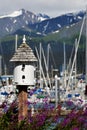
[10,35,37,86]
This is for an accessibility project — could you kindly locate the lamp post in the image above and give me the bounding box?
[55,75,60,108]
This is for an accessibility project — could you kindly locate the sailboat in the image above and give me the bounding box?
[62,9,87,105]
[0,35,18,107]
[84,7,87,97]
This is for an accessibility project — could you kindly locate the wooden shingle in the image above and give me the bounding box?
[10,41,37,62]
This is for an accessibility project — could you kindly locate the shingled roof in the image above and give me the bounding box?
[10,36,37,62]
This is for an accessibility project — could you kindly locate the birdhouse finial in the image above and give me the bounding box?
[23,35,26,43]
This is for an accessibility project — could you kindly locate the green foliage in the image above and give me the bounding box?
[0,114,10,130]
[0,30,86,75]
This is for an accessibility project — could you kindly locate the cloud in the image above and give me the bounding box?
[0,0,86,17]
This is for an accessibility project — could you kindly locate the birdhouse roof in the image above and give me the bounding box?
[10,37,37,62]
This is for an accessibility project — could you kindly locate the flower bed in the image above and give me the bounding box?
[0,100,87,130]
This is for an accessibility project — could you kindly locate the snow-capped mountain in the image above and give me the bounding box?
[0,9,85,37]
[0,9,50,37]
[0,10,22,18]
[28,11,85,35]
[37,13,50,21]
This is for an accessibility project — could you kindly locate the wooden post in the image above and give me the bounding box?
[17,85,28,121]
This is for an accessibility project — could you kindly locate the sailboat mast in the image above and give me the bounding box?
[47,44,50,73]
[40,43,42,87]
[63,42,66,88]
[4,64,7,75]
[75,38,77,86]
[0,55,2,76]
[42,46,51,87]
[67,16,85,89]
[86,6,87,85]
[35,46,48,87]
[15,34,18,52]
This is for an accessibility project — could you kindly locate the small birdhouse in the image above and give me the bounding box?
[10,35,37,86]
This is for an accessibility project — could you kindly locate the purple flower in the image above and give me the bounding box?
[83,122,87,129]
[68,111,77,119]
[72,127,79,130]
[83,109,87,115]
[3,105,9,113]
[78,116,85,123]
[66,100,73,106]
[62,118,71,127]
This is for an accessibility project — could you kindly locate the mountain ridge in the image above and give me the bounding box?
[0,9,86,74]
[0,9,50,37]
[0,9,85,38]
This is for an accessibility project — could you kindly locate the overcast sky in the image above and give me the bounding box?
[0,0,87,17]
